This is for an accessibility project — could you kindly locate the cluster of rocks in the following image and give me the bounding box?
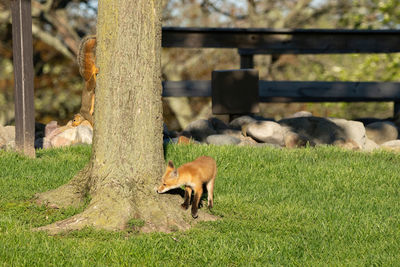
[0,120,93,151]
[1,111,400,152]
[165,111,400,152]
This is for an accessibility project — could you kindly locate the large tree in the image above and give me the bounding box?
[35,0,214,234]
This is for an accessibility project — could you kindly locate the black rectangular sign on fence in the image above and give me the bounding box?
[11,0,35,158]
[212,69,260,115]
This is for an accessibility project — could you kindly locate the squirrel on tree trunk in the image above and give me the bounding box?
[72,35,98,127]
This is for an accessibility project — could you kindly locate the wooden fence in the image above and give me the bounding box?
[10,1,400,156]
[162,27,400,110]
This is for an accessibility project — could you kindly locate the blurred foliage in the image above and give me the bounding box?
[1,0,400,128]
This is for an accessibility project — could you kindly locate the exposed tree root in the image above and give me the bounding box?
[34,165,91,209]
[34,183,218,235]
[35,190,132,234]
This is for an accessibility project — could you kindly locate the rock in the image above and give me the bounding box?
[363,138,380,152]
[45,121,58,137]
[380,140,400,152]
[229,115,258,130]
[288,111,313,118]
[209,117,230,133]
[50,136,73,148]
[245,121,285,146]
[284,132,313,148]
[42,137,52,149]
[0,125,15,150]
[177,136,193,144]
[0,125,15,149]
[50,127,77,148]
[46,125,69,141]
[238,136,258,146]
[328,118,366,148]
[218,129,242,139]
[206,134,241,145]
[76,125,93,145]
[4,140,15,151]
[182,119,217,141]
[332,139,360,150]
[365,121,398,145]
[78,120,92,128]
[278,117,366,148]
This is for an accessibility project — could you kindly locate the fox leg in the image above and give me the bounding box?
[191,186,203,219]
[206,178,215,208]
[181,186,192,210]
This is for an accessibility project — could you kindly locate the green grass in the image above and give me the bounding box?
[1,145,400,266]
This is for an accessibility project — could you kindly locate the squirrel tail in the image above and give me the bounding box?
[77,35,97,82]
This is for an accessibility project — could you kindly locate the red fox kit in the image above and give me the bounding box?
[157,156,217,218]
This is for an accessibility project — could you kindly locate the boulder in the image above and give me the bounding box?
[177,136,193,144]
[245,121,285,146]
[284,132,313,148]
[332,139,361,150]
[363,138,380,152]
[365,121,398,145]
[238,136,258,146]
[380,140,400,152]
[217,129,242,139]
[328,118,366,148]
[278,116,366,148]
[0,125,15,149]
[50,127,77,148]
[45,121,59,138]
[50,136,73,148]
[206,134,241,145]
[76,125,93,145]
[288,111,313,118]
[208,117,230,133]
[182,119,217,141]
[229,115,258,130]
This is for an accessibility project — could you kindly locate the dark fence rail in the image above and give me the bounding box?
[163,81,400,102]
[161,27,400,115]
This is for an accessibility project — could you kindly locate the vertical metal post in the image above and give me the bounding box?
[11,0,35,158]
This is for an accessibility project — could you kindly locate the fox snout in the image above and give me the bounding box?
[156,185,167,194]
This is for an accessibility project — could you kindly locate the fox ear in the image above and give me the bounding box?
[168,160,174,169]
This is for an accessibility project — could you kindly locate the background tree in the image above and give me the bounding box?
[35,0,214,233]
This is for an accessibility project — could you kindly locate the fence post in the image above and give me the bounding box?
[11,0,36,158]
[238,49,254,69]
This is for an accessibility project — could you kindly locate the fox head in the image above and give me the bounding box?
[157,160,180,193]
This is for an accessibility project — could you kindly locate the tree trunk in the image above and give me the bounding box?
[35,0,215,234]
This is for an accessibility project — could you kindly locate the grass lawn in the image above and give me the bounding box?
[0,144,399,266]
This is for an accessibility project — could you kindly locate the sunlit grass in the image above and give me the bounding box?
[1,145,399,266]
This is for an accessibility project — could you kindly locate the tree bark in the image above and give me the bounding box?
[35,0,216,234]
